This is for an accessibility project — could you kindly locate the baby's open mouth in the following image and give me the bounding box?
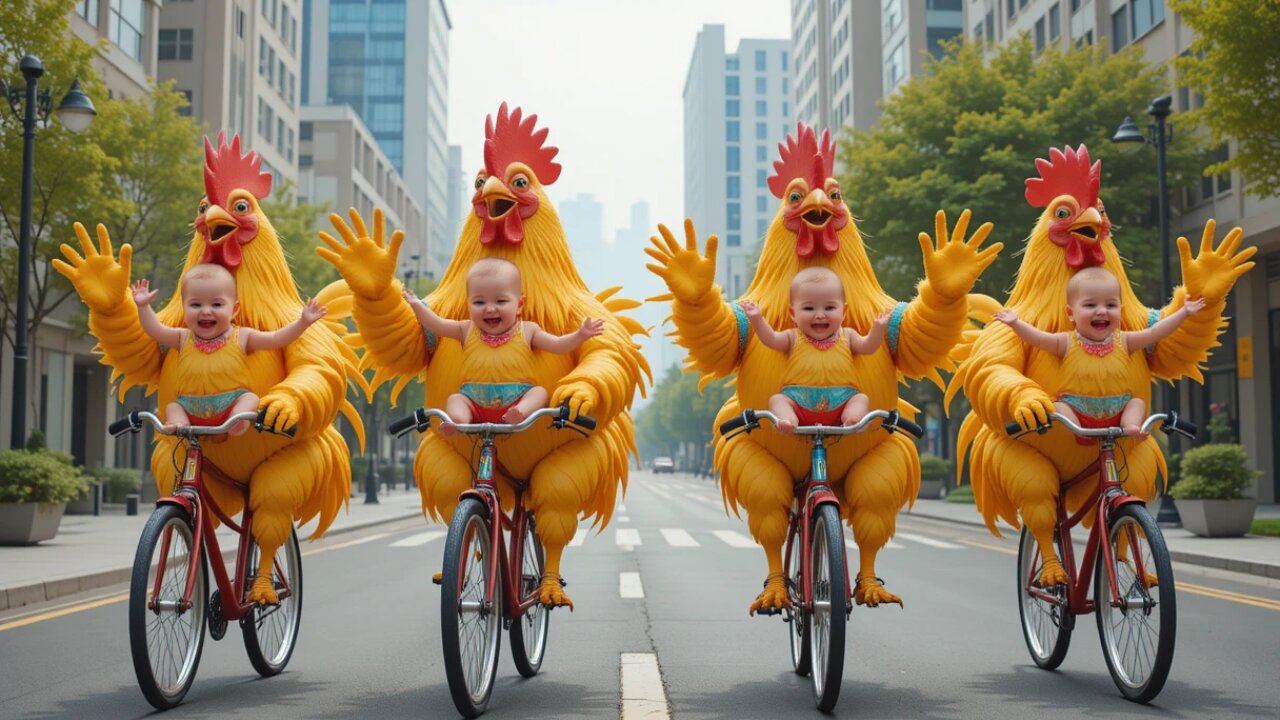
[483,317,502,328]
[198,319,217,329]
[811,321,830,332]
[1091,320,1110,330]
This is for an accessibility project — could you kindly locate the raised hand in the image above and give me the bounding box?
[872,310,892,331]
[1177,220,1256,303]
[645,219,719,303]
[740,300,762,320]
[300,298,328,325]
[578,317,605,339]
[1183,297,1206,315]
[51,223,134,312]
[401,287,424,307]
[919,209,1002,300]
[131,279,159,307]
[992,308,1018,325]
[316,207,405,298]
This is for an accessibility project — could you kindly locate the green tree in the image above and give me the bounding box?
[261,180,334,298]
[840,37,1206,306]
[1172,0,1280,197]
[634,363,731,472]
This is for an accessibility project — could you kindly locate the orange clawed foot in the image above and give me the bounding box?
[538,572,574,610]
[246,575,280,606]
[749,573,791,615]
[854,575,903,608]
[1035,557,1070,587]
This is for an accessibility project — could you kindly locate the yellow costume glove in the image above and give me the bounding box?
[1176,220,1255,304]
[918,209,1002,300]
[51,223,134,312]
[316,208,405,299]
[645,219,719,303]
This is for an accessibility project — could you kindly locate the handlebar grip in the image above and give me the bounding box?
[281,425,298,438]
[719,410,757,435]
[388,411,423,436]
[1162,412,1198,439]
[571,413,597,431]
[109,411,139,436]
[895,416,925,439]
[1005,421,1024,437]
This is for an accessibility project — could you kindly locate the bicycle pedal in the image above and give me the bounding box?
[756,607,782,617]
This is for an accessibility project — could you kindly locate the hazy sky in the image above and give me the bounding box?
[447,0,791,238]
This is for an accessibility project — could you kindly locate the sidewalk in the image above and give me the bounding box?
[907,498,1280,580]
[0,486,423,612]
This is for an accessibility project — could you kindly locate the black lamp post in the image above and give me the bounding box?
[1113,94,1181,525]
[4,55,97,449]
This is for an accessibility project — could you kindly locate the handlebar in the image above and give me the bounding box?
[719,409,925,439]
[1004,412,1197,440]
[389,403,596,438]
[108,410,297,438]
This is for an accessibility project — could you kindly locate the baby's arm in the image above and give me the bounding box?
[132,280,185,348]
[740,301,792,353]
[1123,296,1206,349]
[527,318,605,354]
[401,288,467,342]
[848,311,892,355]
[244,298,328,352]
[992,308,1069,358]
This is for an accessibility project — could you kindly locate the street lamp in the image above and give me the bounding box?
[3,55,97,449]
[1112,94,1180,525]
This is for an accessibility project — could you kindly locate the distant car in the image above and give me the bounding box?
[652,457,675,474]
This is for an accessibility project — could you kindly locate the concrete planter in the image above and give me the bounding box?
[918,478,946,500]
[0,502,66,545]
[1175,498,1257,538]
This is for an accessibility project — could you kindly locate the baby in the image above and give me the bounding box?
[741,266,890,433]
[402,257,604,435]
[994,266,1205,438]
[133,263,327,435]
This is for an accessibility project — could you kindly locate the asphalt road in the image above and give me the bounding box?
[2,469,1278,719]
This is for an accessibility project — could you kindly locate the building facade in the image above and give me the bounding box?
[301,0,451,278]
[684,25,791,300]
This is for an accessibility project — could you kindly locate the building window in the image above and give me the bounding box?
[756,100,767,115]
[1049,3,1061,40]
[1132,0,1164,38]
[755,76,767,94]
[985,9,995,39]
[300,121,313,140]
[238,8,246,37]
[76,0,98,23]
[727,121,740,142]
[757,218,768,237]
[755,122,767,140]
[176,89,192,116]
[1070,0,1080,12]
[727,149,740,173]
[287,127,295,162]
[1111,5,1130,50]
[782,77,789,94]
[259,36,268,76]
[727,203,740,231]
[727,175,741,198]
[1035,17,1046,52]
[781,51,788,71]
[109,0,145,62]
[755,49,766,71]
[727,234,741,248]
[757,169,767,186]
[726,99,739,117]
[726,75,739,96]
[884,0,902,33]
[757,195,768,212]
[1007,0,1016,19]
[885,40,906,90]
[756,146,767,162]
[726,56,739,71]
[158,29,194,61]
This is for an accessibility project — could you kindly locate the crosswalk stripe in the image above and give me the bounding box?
[570,528,587,547]
[388,531,445,547]
[712,530,756,548]
[659,528,700,547]
[619,572,644,599]
[894,532,963,549]
[847,538,905,550]
[616,528,642,546]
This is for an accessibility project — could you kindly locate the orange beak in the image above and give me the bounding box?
[798,189,836,229]
[203,205,239,244]
[481,176,518,220]
[1069,206,1103,245]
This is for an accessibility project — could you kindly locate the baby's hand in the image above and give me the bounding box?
[993,308,1018,325]
[873,310,892,329]
[131,279,159,307]
[579,317,606,338]
[300,298,328,324]
[401,287,423,306]
[740,300,761,319]
[1183,296,1206,315]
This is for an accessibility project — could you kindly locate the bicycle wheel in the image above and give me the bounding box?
[1095,504,1176,703]
[441,498,502,718]
[1017,526,1073,669]
[510,514,549,678]
[807,504,847,712]
[785,522,811,676]
[241,527,303,677]
[129,504,207,710]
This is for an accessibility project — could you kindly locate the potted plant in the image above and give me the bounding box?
[918,454,949,499]
[1168,443,1260,537]
[0,446,88,545]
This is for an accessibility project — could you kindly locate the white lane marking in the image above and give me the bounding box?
[621,652,670,719]
[619,572,645,599]
[659,528,700,547]
[619,515,632,523]
[648,486,674,500]
[618,503,627,512]
[570,528,587,547]
[712,530,756,548]
[894,532,963,549]
[847,538,904,550]
[616,528,642,546]
[388,531,445,547]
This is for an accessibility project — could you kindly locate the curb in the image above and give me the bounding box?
[0,508,422,613]
[907,504,1280,580]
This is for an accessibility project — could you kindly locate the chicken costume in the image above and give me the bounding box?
[648,124,1002,611]
[945,145,1255,585]
[53,133,365,604]
[319,104,650,607]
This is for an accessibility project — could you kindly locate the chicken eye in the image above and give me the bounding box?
[233,199,250,213]
[789,191,802,203]
[830,190,842,201]
[474,175,485,190]
[1054,206,1071,220]
[197,201,209,214]
[512,175,529,190]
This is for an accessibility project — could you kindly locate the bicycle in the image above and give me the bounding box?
[1004,411,1197,703]
[109,410,300,710]
[389,403,597,718]
[718,408,924,712]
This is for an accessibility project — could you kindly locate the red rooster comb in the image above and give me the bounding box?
[1025,144,1100,209]
[483,102,561,185]
[769,123,835,198]
[203,131,272,206]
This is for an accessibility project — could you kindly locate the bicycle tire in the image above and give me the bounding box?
[1095,504,1176,703]
[808,504,846,712]
[441,498,501,718]
[129,504,207,710]
[785,522,811,676]
[241,527,303,677]
[509,514,550,678]
[1017,526,1074,669]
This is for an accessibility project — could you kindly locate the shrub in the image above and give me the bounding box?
[919,454,950,481]
[1168,444,1260,500]
[89,466,144,503]
[0,450,89,504]
[945,484,975,504]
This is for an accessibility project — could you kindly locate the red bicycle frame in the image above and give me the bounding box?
[780,439,853,613]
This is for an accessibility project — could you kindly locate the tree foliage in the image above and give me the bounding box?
[839,37,1206,306]
[260,180,334,298]
[1172,0,1280,197]
[634,364,732,470]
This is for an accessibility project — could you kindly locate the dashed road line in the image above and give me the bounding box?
[388,531,445,547]
[894,532,962,549]
[619,572,645,599]
[616,528,642,546]
[712,530,756,548]
[620,652,669,719]
[659,528,700,547]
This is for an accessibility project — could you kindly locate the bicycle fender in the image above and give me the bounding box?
[1105,492,1147,515]
[458,488,495,514]
[156,495,194,515]
[810,490,841,509]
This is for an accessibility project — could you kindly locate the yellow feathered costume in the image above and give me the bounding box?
[945,145,1255,585]
[648,124,1002,611]
[319,104,650,608]
[53,133,365,604]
